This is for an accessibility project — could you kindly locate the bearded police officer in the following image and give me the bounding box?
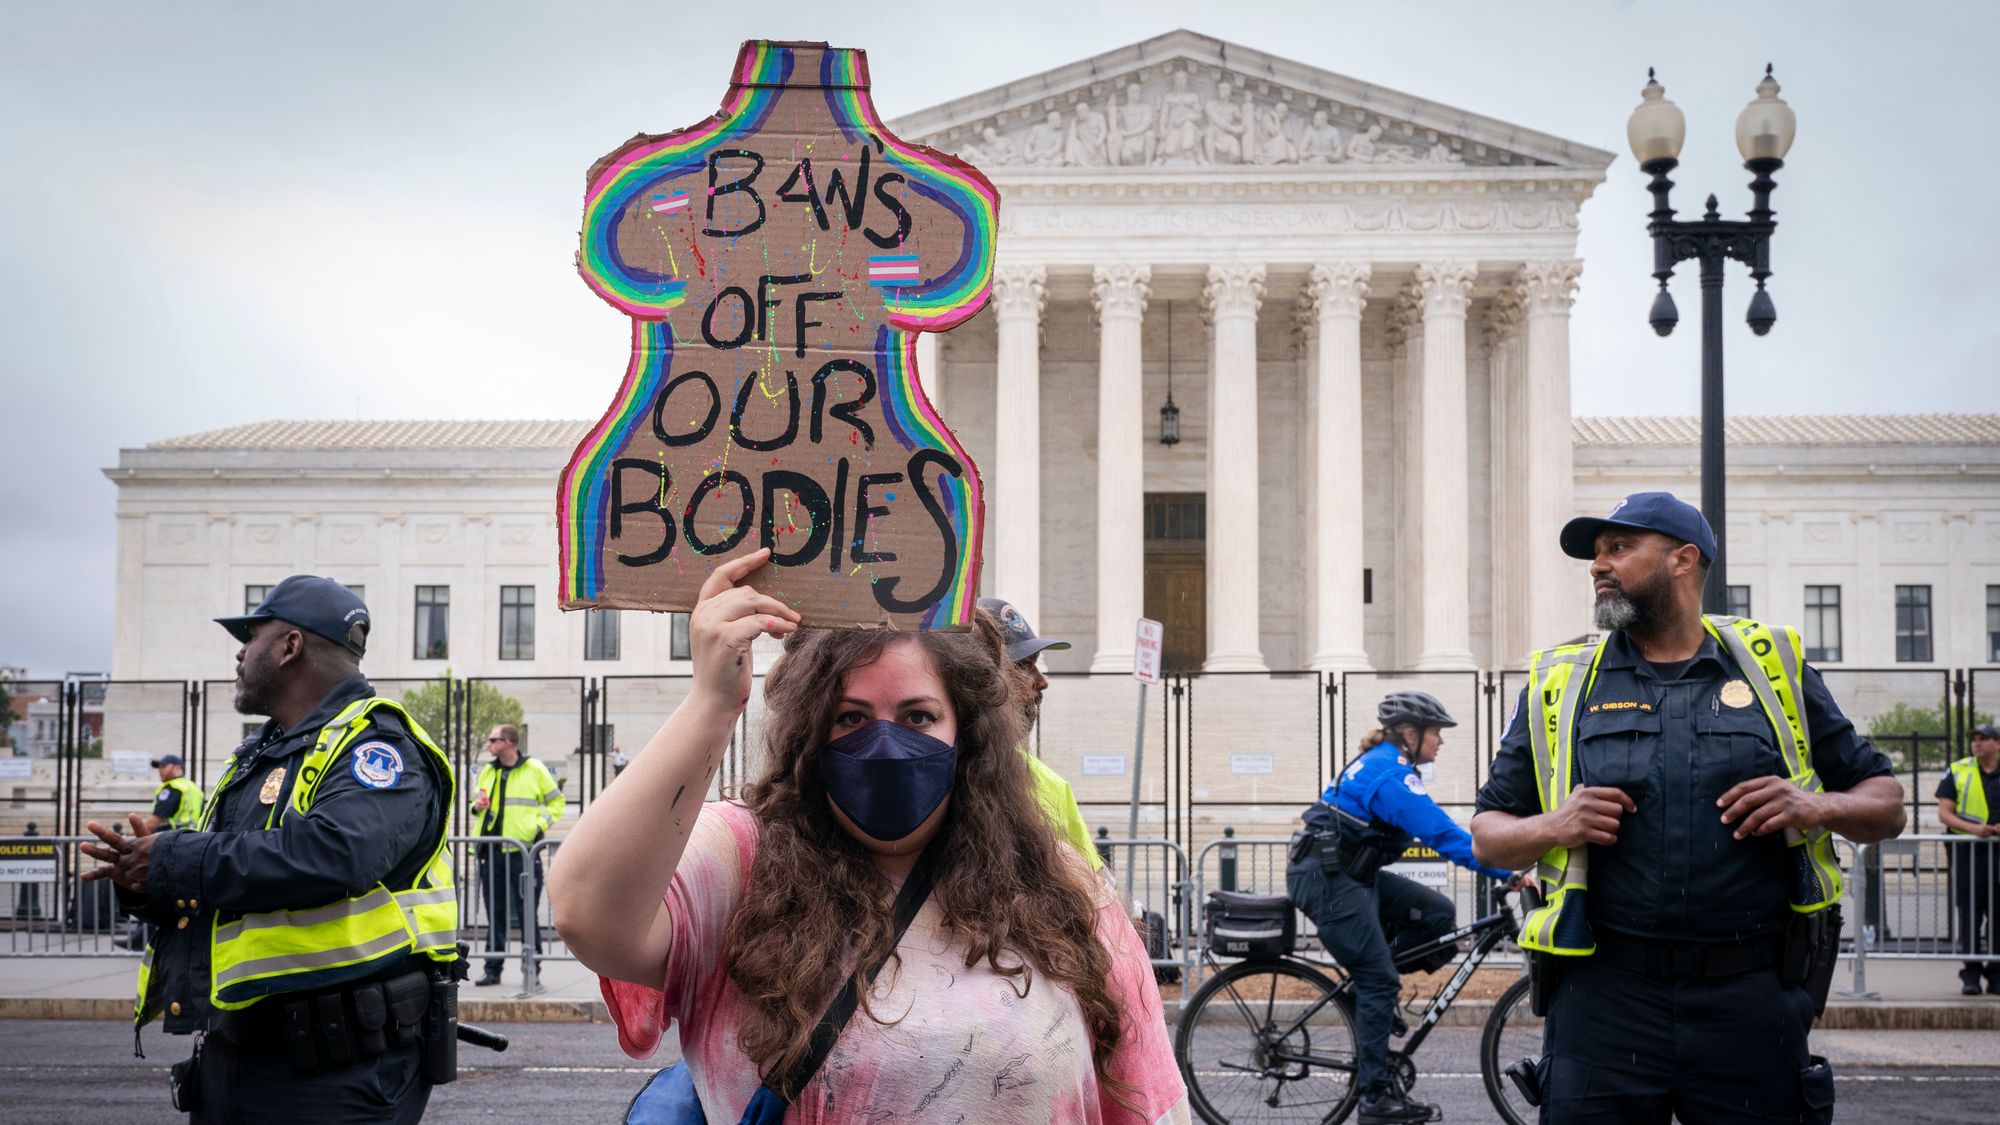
[82,576,460,1123]
[1471,493,1904,1124]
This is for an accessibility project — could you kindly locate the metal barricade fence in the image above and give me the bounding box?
[0,835,137,955]
[1099,839,1192,1000]
[1846,835,2000,962]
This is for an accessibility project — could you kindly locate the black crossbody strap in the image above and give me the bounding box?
[779,834,946,1097]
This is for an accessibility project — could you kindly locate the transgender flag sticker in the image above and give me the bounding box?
[868,254,921,287]
[648,190,690,215]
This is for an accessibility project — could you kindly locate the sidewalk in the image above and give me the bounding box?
[2,953,1997,1028]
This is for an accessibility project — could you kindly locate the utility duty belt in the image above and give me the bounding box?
[210,955,463,1082]
[1294,804,1398,883]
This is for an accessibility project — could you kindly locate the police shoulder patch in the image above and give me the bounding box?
[1402,773,1428,796]
[350,741,406,790]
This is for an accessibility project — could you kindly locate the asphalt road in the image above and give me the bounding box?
[0,1020,1994,1122]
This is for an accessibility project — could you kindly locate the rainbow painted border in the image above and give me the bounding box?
[558,41,998,630]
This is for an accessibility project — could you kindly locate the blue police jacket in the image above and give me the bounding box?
[1308,743,1510,880]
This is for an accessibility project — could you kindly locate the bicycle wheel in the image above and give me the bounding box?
[1175,958,1361,1125]
[1478,974,1540,1125]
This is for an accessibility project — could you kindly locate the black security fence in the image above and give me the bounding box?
[7,666,1995,856]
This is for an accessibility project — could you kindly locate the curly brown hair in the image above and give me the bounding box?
[720,613,1129,1101]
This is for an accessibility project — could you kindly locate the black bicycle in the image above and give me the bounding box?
[1174,886,1540,1125]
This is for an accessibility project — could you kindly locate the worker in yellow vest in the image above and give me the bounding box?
[472,723,564,988]
[1938,722,2000,994]
[144,754,203,832]
[119,754,207,951]
[81,576,457,1123]
[1471,493,1904,1125]
[976,598,1104,872]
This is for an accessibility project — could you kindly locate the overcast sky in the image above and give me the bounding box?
[4,1,1996,677]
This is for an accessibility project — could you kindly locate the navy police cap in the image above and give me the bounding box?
[215,575,370,657]
[1559,491,1718,563]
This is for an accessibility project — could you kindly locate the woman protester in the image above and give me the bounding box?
[549,549,1188,1123]
[1287,691,1515,1125]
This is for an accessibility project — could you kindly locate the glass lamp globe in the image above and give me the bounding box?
[1736,66,1797,162]
[1627,71,1686,165]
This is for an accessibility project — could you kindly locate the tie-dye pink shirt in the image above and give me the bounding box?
[601,801,1190,1124]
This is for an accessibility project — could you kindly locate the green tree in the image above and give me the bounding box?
[1866,702,1995,768]
[400,670,525,749]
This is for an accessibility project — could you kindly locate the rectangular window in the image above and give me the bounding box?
[671,613,692,661]
[244,585,271,614]
[1363,568,1373,605]
[1725,585,1751,619]
[343,584,365,603]
[584,608,621,661]
[1803,585,1842,663]
[1988,586,2000,664]
[414,586,450,660]
[498,586,535,661]
[1895,585,1933,663]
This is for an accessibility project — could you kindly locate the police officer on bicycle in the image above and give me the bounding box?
[1288,691,1512,1125]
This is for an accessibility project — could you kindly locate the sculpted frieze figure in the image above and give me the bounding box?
[1300,109,1343,163]
[1256,102,1300,164]
[1110,83,1155,166]
[959,125,1017,166]
[1346,122,1421,164]
[1157,71,1204,163]
[1024,111,1066,166]
[1426,141,1463,165]
[1066,101,1111,166]
[1201,80,1252,164]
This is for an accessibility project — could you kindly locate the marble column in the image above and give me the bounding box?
[992,265,1047,624]
[913,332,942,414]
[1483,291,1527,663]
[1518,260,1583,651]
[1090,264,1151,672]
[1413,261,1477,670]
[1203,263,1267,672]
[1387,289,1423,665]
[1306,263,1373,672]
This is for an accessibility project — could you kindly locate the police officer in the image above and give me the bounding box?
[1472,492,1905,1124]
[145,754,203,833]
[81,576,458,1123]
[471,722,564,988]
[1289,690,1512,1125]
[122,755,206,950]
[1937,721,2000,994]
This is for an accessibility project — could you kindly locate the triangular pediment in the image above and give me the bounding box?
[888,29,1615,175]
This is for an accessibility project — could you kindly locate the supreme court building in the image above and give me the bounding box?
[105,33,2000,686]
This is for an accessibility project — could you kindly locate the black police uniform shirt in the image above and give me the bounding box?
[1936,762,2000,824]
[119,674,445,1035]
[151,785,182,823]
[1477,630,1891,944]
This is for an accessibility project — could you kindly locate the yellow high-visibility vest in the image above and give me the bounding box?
[1518,615,1843,958]
[1947,756,1994,832]
[135,697,457,1025]
[474,757,565,842]
[155,777,204,830]
[1025,753,1103,872]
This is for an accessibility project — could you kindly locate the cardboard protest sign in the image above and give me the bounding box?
[559,40,998,629]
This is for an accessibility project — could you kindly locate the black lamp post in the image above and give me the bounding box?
[1627,66,1797,612]
[1159,299,1181,446]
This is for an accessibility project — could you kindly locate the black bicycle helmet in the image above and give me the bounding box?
[1377,690,1457,730]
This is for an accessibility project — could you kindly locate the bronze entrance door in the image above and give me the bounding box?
[1142,493,1206,673]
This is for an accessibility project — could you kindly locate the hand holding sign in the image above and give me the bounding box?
[560,41,998,630]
